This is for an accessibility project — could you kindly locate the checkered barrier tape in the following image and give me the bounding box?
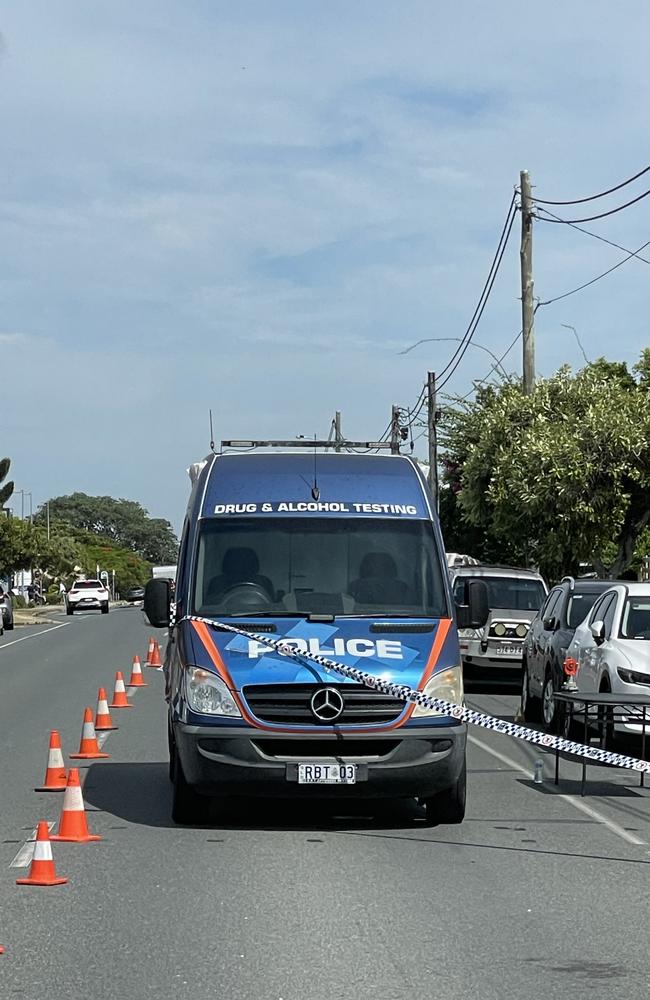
[184,616,650,775]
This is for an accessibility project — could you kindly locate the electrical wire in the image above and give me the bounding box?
[437,205,517,393]
[535,207,650,264]
[457,328,524,402]
[531,164,650,206]
[436,193,518,389]
[538,238,650,306]
[534,186,650,224]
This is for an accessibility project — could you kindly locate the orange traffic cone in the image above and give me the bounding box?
[109,671,133,708]
[128,655,147,688]
[145,637,155,665]
[94,688,118,731]
[147,640,162,669]
[35,730,67,792]
[69,708,109,760]
[16,821,68,886]
[51,769,102,843]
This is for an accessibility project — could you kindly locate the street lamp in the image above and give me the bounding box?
[398,337,511,380]
[14,489,33,523]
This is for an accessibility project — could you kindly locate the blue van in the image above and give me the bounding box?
[144,452,487,825]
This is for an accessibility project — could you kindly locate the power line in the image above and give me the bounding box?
[536,206,650,263]
[534,186,650,224]
[532,164,650,206]
[436,193,518,387]
[538,238,650,306]
[437,202,517,393]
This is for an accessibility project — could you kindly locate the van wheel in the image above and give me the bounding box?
[521,662,541,724]
[171,755,207,825]
[168,722,176,782]
[421,760,466,826]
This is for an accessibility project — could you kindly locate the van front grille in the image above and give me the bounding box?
[242,684,405,726]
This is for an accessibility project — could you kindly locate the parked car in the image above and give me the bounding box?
[125,586,145,604]
[450,565,547,674]
[0,588,14,632]
[66,579,110,615]
[564,582,650,741]
[521,576,622,731]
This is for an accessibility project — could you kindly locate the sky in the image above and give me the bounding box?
[1,1,649,531]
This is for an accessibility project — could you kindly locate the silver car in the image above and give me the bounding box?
[450,565,548,673]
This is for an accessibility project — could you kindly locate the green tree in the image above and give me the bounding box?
[35,493,178,563]
[441,350,650,580]
[0,456,14,508]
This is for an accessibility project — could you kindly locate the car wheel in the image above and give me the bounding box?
[66,605,74,615]
[542,670,558,733]
[171,754,207,825]
[168,721,176,782]
[5,619,14,631]
[101,603,109,615]
[521,662,541,724]
[421,759,466,826]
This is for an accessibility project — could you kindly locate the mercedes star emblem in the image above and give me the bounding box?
[310,687,345,722]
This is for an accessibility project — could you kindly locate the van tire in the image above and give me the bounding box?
[172,755,207,825]
[421,760,466,826]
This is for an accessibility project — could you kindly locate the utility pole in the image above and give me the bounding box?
[334,410,342,453]
[427,372,439,511]
[390,405,401,454]
[520,169,536,394]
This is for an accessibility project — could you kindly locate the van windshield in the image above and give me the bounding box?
[192,517,448,618]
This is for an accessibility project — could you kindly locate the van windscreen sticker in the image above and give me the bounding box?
[213,501,420,515]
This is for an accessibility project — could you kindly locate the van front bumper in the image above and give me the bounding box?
[174,722,466,799]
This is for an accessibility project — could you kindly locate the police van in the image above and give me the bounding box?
[144,448,487,825]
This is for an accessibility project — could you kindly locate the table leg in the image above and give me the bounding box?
[582,706,588,797]
[555,745,560,786]
[642,707,647,789]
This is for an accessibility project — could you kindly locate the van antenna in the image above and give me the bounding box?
[209,410,215,453]
[311,434,320,501]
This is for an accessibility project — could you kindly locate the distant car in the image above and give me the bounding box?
[0,589,14,632]
[66,579,110,615]
[521,576,624,731]
[125,586,145,603]
[450,565,547,674]
[565,582,650,741]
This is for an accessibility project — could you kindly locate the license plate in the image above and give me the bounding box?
[496,645,519,656]
[297,763,357,785]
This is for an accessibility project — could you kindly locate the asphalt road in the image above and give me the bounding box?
[1,609,649,1000]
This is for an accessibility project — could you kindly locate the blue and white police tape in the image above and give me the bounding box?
[185,616,650,775]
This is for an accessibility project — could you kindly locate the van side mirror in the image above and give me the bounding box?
[144,579,171,628]
[456,580,489,630]
[590,620,605,645]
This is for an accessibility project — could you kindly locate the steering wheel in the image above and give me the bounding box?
[218,582,274,611]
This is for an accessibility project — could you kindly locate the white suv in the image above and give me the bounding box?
[66,579,110,615]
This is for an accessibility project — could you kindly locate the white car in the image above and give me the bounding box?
[567,582,650,737]
[66,579,110,615]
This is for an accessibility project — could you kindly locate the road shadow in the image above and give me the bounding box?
[82,761,426,831]
[517,777,645,798]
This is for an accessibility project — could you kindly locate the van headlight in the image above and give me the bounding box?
[185,668,241,716]
[412,665,464,717]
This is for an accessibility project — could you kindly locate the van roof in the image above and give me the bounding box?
[198,453,432,520]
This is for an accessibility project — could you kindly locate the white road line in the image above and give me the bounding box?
[469,734,646,848]
[0,622,70,650]
[10,822,56,868]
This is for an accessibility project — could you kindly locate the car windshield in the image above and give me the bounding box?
[567,592,602,629]
[453,575,545,611]
[192,517,448,617]
[619,598,650,639]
